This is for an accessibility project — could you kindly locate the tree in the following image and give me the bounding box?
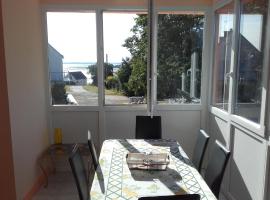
[121,14,204,99]
[51,83,67,104]
[156,14,203,99]
[89,64,98,86]
[88,62,114,86]
[117,58,132,95]
[123,15,148,96]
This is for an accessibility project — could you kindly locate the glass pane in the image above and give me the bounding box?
[212,2,234,110]
[47,12,98,106]
[235,0,268,123]
[103,12,147,105]
[157,12,204,104]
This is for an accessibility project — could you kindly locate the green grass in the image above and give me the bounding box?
[83,85,98,94]
[83,85,124,96]
[65,85,71,93]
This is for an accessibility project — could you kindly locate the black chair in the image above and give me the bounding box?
[204,140,230,198]
[135,116,162,139]
[192,129,210,173]
[138,194,200,200]
[87,130,99,170]
[69,144,89,200]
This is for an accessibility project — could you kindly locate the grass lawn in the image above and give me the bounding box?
[83,85,124,96]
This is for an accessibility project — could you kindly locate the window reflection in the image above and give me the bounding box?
[235,0,268,123]
[212,2,234,110]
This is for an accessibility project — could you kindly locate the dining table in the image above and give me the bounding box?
[90,139,217,200]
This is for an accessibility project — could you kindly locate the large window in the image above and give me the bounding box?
[157,12,204,104]
[234,0,268,123]
[102,12,148,105]
[212,0,269,125]
[47,12,98,106]
[46,9,207,107]
[212,2,234,110]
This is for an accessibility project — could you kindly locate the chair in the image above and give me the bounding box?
[69,144,89,200]
[135,116,162,139]
[87,130,99,170]
[138,194,200,200]
[192,129,210,173]
[204,140,230,198]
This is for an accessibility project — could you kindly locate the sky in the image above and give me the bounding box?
[47,12,137,63]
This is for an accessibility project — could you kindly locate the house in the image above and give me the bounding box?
[48,44,64,82]
[68,71,87,85]
[1,0,270,200]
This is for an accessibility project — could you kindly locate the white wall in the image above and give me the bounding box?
[51,111,99,145]
[208,111,269,200]
[229,127,267,200]
[2,0,49,198]
[51,109,202,158]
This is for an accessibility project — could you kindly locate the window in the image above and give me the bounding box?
[212,2,234,110]
[103,12,148,105]
[46,9,208,107]
[157,12,204,104]
[234,0,268,123]
[47,12,98,106]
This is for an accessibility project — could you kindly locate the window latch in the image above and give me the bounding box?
[225,72,233,78]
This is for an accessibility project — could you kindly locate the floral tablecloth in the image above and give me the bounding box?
[90,139,216,200]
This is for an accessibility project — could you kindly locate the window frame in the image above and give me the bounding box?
[154,10,206,107]
[44,8,100,109]
[42,5,212,113]
[101,10,148,107]
[154,6,211,111]
[210,0,270,136]
[210,0,236,113]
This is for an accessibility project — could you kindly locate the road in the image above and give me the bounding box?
[68,86,129,105]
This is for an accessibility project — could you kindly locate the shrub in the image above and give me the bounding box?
[105,76,119,90]
[51,83,67,104]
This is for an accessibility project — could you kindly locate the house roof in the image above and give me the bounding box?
[69,71,87,80]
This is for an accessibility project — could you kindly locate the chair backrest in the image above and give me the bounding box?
[192,129,210,172]
[69,144,89,200]
[135,116,162,139]
[87,130,99,170]
[204,140,230,198]
[138,194,200,200]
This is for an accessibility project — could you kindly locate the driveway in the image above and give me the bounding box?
[68,86,98,106]
[68,86,129,105]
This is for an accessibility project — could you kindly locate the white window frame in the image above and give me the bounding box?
[154,6,211,112]
[42,4,212,114]
[210,0,270,137]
